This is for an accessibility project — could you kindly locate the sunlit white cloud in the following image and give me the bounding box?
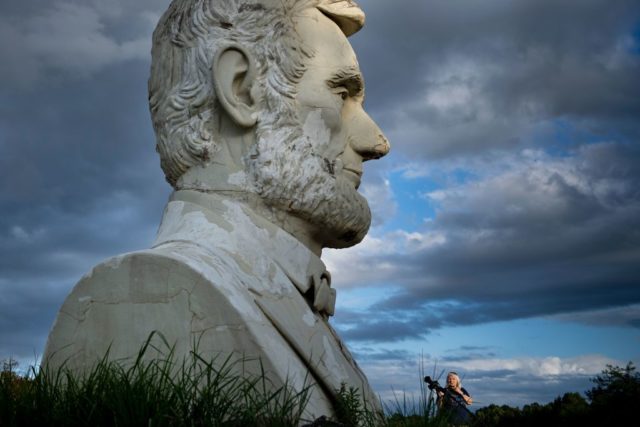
[355,350,626,408]
[325,227,447,289]
[447,354,620,377]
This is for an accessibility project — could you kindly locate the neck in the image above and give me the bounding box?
[173,124,325,256]
[172,188,324,257]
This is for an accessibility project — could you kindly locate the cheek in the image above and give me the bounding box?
[298,88,343,131]
[320,104,342,132]
[323,101,349,144]
[322,107,347,160]
[301,103,344,156]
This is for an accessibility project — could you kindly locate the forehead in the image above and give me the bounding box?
[294,8,359,72]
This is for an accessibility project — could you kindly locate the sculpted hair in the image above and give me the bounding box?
[149,0,318,187]
[149,0,365,187]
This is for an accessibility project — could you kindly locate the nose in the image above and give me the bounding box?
[348,110,390,161]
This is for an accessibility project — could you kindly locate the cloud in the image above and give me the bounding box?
[0,1,171,359]
[360,177,397,227]
[447,354,617,378]
[1,0,639,409]
[0,1,165,85]
[549,304,640,329]
[328,142,640,341]
[353,348,626,408]
[423,144,638,236]
[440,345,498,363]
[0,187,166,360]
[354,0,640,160]
[324,228,447,289]
[440,353,628,407]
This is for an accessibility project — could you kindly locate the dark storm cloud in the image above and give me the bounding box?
[350,348,414,362]
[354,0,640,159]
[331,140,640,342]
[0,1,172,359]
[441,346,498,363]
[0,60,170,358]
[0,0,168,86]
[0,61,169,269]
[339,247,640,342]
[0,278,69,361]
[550,304,640,329]
[339,318,428,342]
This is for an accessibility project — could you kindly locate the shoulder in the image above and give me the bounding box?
[44,247,265,368]
[70,248,221,298]
[82,241,246,286]
[69,245,262,316]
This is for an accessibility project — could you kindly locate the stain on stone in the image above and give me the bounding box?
[323,158,335,175]
[239,3,266,13]
[339,230,358,243]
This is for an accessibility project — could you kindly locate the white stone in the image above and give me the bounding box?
[44,0,389,420]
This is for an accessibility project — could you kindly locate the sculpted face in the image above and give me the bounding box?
[249,8,389,249]
[150,1,388,251]
[297,9,390,191]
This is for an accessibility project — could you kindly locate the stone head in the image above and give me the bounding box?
[149,0,389,251]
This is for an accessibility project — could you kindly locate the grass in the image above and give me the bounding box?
[1,333,313,426]
[1,335,452,427]
[379,362,452,427]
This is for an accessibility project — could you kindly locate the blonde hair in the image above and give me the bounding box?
[447,372,461,388]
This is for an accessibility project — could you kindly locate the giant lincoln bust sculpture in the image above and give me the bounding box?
[44,0,389,417]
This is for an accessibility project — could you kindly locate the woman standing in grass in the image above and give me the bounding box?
[437,372,473,425]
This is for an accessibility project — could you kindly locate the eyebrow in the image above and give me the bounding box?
[326,66,364,96]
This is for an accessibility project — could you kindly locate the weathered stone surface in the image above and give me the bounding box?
[44,0,389,419]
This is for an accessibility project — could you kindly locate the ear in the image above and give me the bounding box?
[212,45,258,127]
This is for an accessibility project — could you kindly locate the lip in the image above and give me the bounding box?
[342,167,363,189]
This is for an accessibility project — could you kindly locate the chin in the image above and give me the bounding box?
[322,228,367,249]
[249,126,372,249]
[254,161,372,249]
[311,183,372,249]
[322,207,371,249]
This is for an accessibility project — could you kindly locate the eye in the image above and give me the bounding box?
[336,88,348,101]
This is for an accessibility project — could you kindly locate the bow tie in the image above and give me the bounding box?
[275,259,337,318]
[308,270,336,318]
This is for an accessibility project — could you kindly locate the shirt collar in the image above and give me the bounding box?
[153,190,334,314]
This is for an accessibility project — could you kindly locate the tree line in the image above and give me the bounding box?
[472,362,639,427]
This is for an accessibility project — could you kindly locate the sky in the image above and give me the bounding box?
[1,0,639,410]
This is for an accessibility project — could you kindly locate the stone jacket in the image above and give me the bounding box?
[43,190,379,417]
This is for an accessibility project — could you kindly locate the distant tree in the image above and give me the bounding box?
[472,404,521,427]
[586,362,640,424]
[520,401,550,426]
[549,392,589,426]
[472,363,639,427]
[1,358,33,425]
[473,393,589,427]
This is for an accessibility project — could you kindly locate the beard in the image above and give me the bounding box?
[247,120,371,249]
